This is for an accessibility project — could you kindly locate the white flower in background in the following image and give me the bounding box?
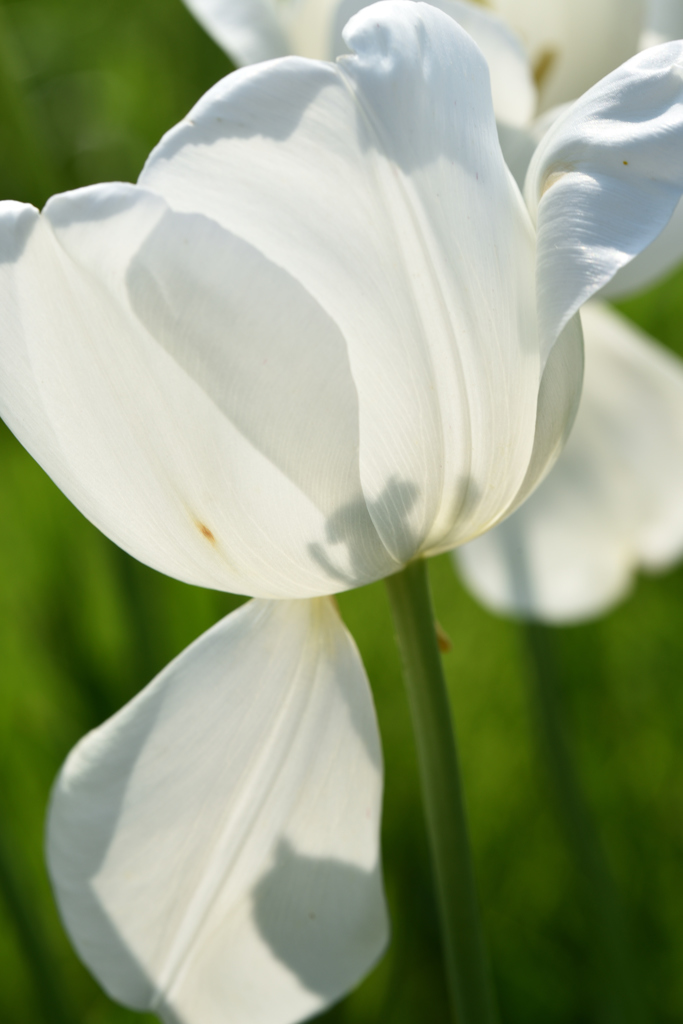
[2,4,683,1022]
[457,303,683,622]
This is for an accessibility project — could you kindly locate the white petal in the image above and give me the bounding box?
[455,302,683,623]
[142,1,544,561]
[428,0,537,127]
[526,40,683,361]
[0,188,395,597]
[47,597,387,1024]
[488,0,646,110]
[182,0,359,63]
[182,0,289,64]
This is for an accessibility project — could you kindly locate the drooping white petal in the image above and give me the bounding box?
[488,0,646,110]
[0,188,395,598]
[455,302,683,623]
[525,40,683,361]
[47,597,387,1024]
[142,1,546,560]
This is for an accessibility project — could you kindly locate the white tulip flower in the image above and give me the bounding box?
[3,4,683,1022]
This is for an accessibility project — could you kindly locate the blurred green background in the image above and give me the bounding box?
[1,1,683,1022]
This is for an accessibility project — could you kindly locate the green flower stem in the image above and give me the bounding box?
[524,623,644,1024]
[385,559,498,1024]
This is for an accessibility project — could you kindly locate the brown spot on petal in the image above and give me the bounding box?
[533,49,557,90]
[196,520,216,544]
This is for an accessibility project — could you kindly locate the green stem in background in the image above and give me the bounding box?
[524,623,644,1024]
[385,559,498,1024]
[0,821,71,1024]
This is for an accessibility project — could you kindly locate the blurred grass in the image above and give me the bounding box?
[1,0,683,1022]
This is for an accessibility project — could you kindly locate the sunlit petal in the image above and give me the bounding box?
[142,1,544,559]
[455,302,683,623]
[432,0,537,127]
[47,597,387,1024]
[526,40,683,361]
[0,189,393,597]
[182,0,537,127]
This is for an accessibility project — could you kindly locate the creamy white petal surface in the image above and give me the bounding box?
[455,302,683,623]
[0,188,397,598]
[488,0,646,110]
[47,597,387,1024]
[526,40,683,360]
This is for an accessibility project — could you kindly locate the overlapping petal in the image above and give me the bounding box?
[47,597,387,1024]
[431,0,536,127]
[0,187,396,598]
[525,40,683,360]
[142,2,551,557]
[455,302,683,623]
[181,0,538,129]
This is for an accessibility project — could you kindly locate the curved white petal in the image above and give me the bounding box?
[426,0,537,127]
[47,597,387,1024]
[526,40,683,361]
[488,0,646,110]
[455,302,683,623]
[142,1,546,560]
[0,189,394,598]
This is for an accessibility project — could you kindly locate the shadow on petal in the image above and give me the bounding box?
[308,476,420,585]
[253,839,388,1001]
